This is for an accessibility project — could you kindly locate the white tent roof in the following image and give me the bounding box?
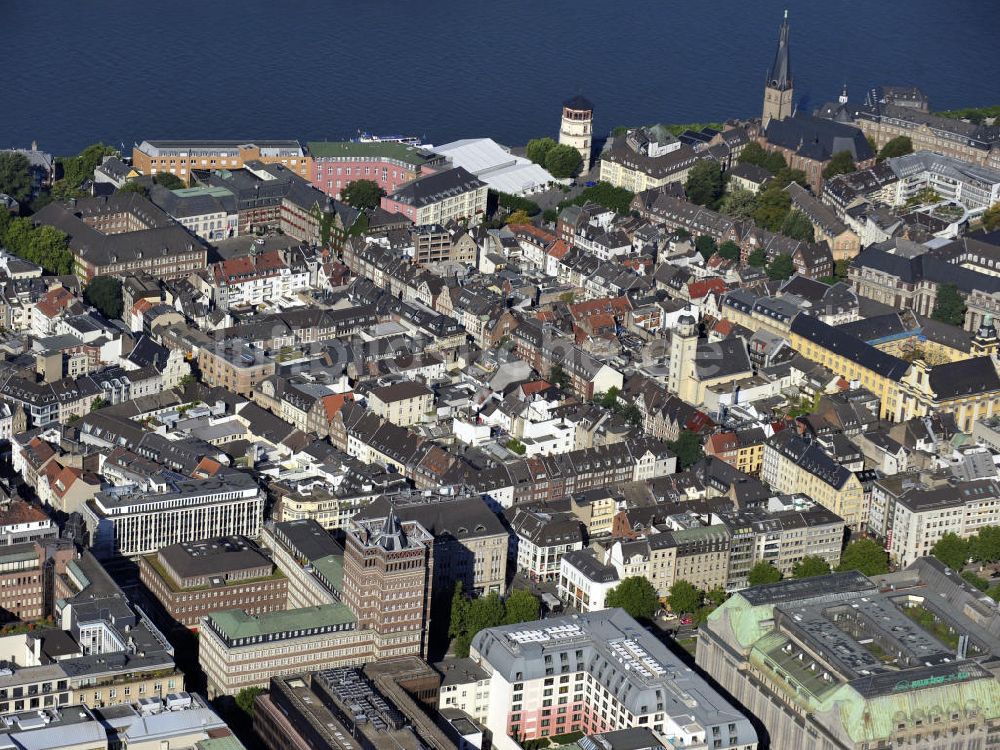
[431,138,555,195]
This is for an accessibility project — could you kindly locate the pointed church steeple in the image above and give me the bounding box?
[767,10,792,91]
[762,11,795,128]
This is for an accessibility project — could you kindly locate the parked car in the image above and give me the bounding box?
[680,614,694,626]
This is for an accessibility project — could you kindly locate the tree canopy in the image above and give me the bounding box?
[747,247,768,268]
[558,182,634,216]
[666,579,702,615]
[792,555,832,579]
[449,587,541,656]
[694,234,717,257]
[0,151,33,203]
[503,588,541,624]
[822,150,857,179]
[766,253,795,281]
[717,240,741,262]
[877,136,914,162]
[738,142,788,175]
[837,538,889,576]
[341,179,386,210]
[505,210,534,226]
[748,561,783,586]
[154,172,185,190]
[983,202,1000,232]
[685,160,724,208]
[235,687,264,716]
[84,276,123,319]
[0,212,74,275]
[780,210,815,242]
[931,532,971,571]
[667,430,704,469]
[56,143,118,193]
[544,144,583,179]
[753,184,792,231]
[970,526,1000,563]
[526,138,558,166]
[605,576,659,621]
[117,181,148,197]
[719,188,758,221]
[931,283,967,327]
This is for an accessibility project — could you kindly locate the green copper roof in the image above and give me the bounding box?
[707,593,775,649]
[209,604,355,639]
[311,554,344,590]
[307,140,431,165]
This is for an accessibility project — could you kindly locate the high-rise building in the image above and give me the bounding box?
[342,509,435,658]
[559,96,594,171]
[762,11,794,127]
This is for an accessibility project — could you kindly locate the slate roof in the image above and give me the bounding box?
[927,357,1000,400]
[387,167,486,208]
[764,113,874,163]
[790,313,910,381]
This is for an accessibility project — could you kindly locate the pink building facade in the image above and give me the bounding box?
[307,141,442,199]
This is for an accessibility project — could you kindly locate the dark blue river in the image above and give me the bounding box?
[3,0,998,156]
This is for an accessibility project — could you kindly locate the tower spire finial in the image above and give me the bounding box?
[784,8,788,19]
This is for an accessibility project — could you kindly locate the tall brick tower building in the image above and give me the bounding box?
[342,508,434,658]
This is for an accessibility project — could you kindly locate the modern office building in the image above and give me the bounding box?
[133,139,310,183]
[83,470,265,558]
[469,609,758,750]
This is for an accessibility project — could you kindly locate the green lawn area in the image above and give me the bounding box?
[903,604,959,649]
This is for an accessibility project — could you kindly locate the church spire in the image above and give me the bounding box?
[767,10,792,91]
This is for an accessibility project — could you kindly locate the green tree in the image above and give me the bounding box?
[739,142,787,175]
[717,240,741,262]
[505,210,534,226]
[822,151,856,179]
[753,185,792,230]
[154,172,185,190]
[685,160,724,207]
[503,588,541,625]
[983,202,1000,232]
[877,136,914,162]
[837,538,889,576]
[792,555,832,579]
[558,182,634,215]
[597,386,621,410]
[1,217,74,275]
[694,234,717,257]
[931,283,967,326]
[705,586,728,607]
[906,187,942,210]
[962,570,990,591]
[605,576,659,621]
[526,137,558,166]
[506,438,527,455]
[449,581,470,638]
[549,363,571,390]
[496,192,541,216]
[84,276,123,319]
[544,144,583,179]
[341,179,386,210]
[931,532,971,571]
[57,143,118,190]
[780,210,815,242]
[0,152,33,203]
[666,579,702,615]
[747,561,782,586]
[971,526,1000,563]
[766,253,795,281]
[771,167,808,189]
[235,686,264,716]
[667,429,704,469]
[542,208,558,223]
[117,181,148,197]
[620,404,642,427]
[719,188,758,221]
[747,247,768,267]
[454,592,506,657]
[90,396,110,412]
